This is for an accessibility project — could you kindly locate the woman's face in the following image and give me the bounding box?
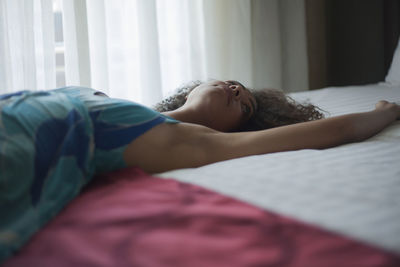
[184,80,257,132]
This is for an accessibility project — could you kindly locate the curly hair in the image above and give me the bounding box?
[153,81,325,131]
[241,89,325,131]
[154,80,202,112]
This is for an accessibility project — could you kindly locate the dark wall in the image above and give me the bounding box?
[306,0,400,89]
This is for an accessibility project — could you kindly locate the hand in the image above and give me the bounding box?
[375,100,400,120]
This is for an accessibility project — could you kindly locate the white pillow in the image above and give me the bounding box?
[385,37,400,85]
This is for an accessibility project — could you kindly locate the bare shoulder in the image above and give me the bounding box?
[123,122,215,173]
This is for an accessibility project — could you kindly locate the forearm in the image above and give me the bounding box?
[344,108,397,142]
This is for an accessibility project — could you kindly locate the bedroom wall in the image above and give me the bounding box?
[306,0,400,90]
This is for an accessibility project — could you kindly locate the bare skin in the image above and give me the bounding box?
[124,100,400,173]
[162,80,256,132]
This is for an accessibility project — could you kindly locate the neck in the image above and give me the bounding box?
[162,107,209,127]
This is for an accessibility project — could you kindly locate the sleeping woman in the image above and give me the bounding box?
[1,79,399,261]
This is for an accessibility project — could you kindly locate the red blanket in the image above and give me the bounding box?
[4,167,400,267]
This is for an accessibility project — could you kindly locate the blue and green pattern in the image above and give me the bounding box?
[0,87,177,262]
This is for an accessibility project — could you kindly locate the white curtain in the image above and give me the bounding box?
[0,0,55,94]
[252,0,309,92]
[0,0,309,105]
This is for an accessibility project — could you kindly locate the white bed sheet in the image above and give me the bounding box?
[158,83,400,254]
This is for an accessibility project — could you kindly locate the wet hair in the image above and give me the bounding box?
[153,81,325,131]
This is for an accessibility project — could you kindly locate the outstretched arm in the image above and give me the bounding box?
[123,101,400,173]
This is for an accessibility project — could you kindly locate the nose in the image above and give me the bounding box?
[229,85,241,99]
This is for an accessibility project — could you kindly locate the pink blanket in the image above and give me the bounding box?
[4,167,400,267]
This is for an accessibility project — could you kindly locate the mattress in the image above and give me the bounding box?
[158,83,400,254]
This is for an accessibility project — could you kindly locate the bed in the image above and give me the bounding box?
[2,82,399,267]
[3,43,400,267]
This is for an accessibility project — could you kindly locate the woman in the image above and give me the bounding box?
[124,79,400,173]
[0,80,399,261]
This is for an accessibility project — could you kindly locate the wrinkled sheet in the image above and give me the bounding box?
[4,168,400,267]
